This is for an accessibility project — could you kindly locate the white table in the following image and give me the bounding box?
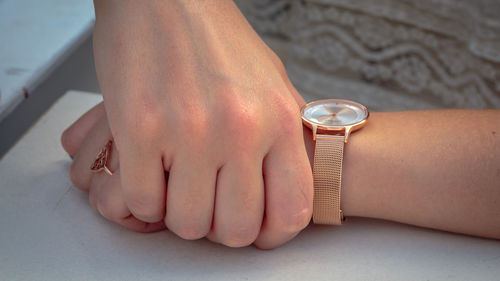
[0,0,94,122]
[1,91,499,280]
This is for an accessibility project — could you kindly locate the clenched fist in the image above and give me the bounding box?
[63,0,313,249]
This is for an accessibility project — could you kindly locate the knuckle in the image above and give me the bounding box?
[165,195,211,240]
[217,86,259,124]
[234,106,260,132]
[277,205,312,233]
[88,191,97,209]
[69,161,86,190]
[221,99,262,146]
[165,102,210,152]
[176,110,210,146]
[219,225,259,248]
[272,182,313,233]
[226,104,258,128]
[121,110,162,144]
[126,195,161,221]
[60,128,75,155]
[276,101,301,137]
[96,200,117,221]
[168,219,210,240]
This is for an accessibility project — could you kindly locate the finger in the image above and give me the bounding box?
[119,215,166,233]
[70,114,114,191]
[164,154,217,240]
[281,70,315,178]
[247,67,313,249]
[207,158,265,248]
[90,168,166,233]
[119,143,166,223]
[77,119,166,232]
[254,138,313,249]
[61,102,105,157]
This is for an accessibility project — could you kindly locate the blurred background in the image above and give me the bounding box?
[235,0,500,110]
[0,0,97,158]
[1,0,500,158]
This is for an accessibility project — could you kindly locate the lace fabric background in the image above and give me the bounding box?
[235,0,500,111]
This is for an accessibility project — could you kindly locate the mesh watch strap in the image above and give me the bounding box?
[312,134,345,225]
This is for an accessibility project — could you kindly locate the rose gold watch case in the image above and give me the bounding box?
[301,99,369,142]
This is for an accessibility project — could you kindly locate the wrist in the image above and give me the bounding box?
[302,115,374,220]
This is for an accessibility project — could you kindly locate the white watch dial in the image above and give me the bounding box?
[302,99,368,128]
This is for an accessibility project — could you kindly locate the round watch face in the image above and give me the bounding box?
[301,99,368,130]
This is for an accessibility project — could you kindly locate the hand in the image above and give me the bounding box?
[62,97,314,248]
[66,0,313,249]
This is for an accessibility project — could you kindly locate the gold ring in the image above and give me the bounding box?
[90,140,114,176]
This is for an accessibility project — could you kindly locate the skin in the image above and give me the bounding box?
[76,0,315,249]
[62,105,500,243]
[337,110,500,239]
[63,0,500,248]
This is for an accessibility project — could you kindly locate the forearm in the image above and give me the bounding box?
[306,110,500,238]
[92,0,274,105]
[92,0,260,61]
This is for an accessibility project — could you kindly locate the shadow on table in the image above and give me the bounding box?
[38,159,500,280]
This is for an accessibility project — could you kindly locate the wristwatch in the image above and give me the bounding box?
[301,99,369,225]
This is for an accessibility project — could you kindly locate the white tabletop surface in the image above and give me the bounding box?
[0,0,94,122]
[1,91,499,281]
